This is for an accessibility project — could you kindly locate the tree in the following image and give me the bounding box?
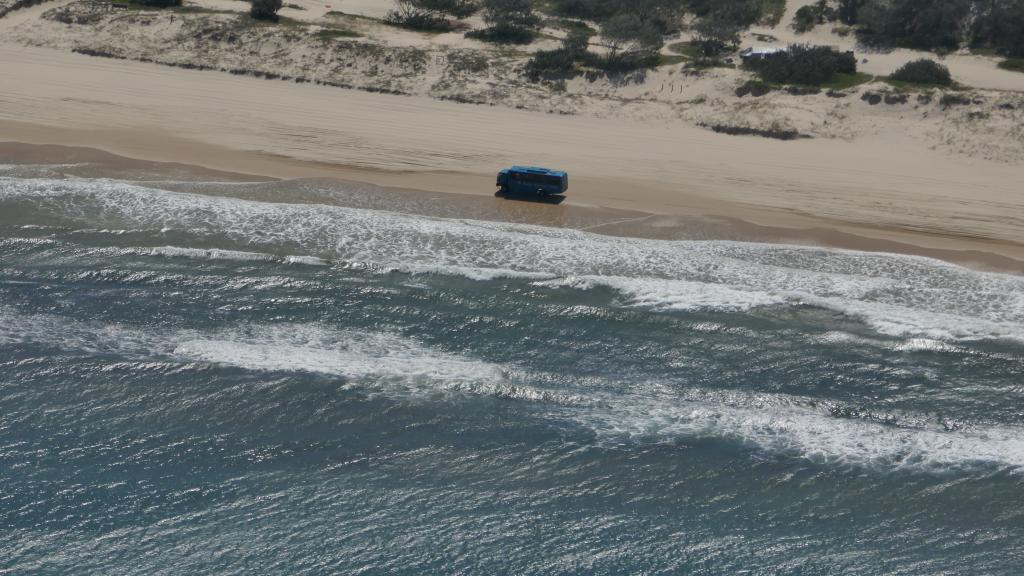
[978,0,1024,56]
[747,44,857,85]
[525,27,592,79]
[601,13,664,57]
[471,0,541,43]
[482,0,540,30]
[693,14,741,56]
[562,27,592,57]
[837,0,866,24]
[858,0,972,50]
[250,0,282,21]
[688,0,763,28]
[386,0,479,30]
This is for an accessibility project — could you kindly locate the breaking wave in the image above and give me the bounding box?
[3,177,1024,344]
[4,306,1023,473]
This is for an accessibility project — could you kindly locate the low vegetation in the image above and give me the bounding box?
[541,0,786,39]
[598,13,664,70]
[667,41,701,58]
[316,27,360,40]
[819,71,873,90]
[135,0,182,6]
[691,14,740,56]
[890,59,952,86]
[0,0,50,19]
[735,79,774,97]
[466,0,541,44]
[385,0,478,31]
[525,27,589,79]
[998,58,1024,73]
[745,45,856,86]
[700,122,809,140]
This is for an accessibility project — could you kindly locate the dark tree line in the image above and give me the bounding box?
[548,0,781,32]
[803,0,1024,56]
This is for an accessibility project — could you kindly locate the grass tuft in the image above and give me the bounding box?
[316,27,361,40]
[819,72,874,90]
[998,58,1024,74]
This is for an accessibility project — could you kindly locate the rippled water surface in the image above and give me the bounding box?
[2,163,1024,574]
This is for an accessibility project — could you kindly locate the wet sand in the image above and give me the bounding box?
[4,141,1022,273]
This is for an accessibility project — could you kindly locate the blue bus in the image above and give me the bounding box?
[496,166,568,197]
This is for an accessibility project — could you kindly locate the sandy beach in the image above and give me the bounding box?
[2,0,1024,271]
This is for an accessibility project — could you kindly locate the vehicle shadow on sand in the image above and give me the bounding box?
[495,190,566,205]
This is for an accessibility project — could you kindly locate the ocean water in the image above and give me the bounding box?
[2,163,1024,574]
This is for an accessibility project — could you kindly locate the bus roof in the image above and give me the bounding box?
[508,166,567,177]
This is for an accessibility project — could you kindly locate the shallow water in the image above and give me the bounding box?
[2,164,1024,574]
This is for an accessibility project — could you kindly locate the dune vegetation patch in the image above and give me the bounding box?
[998,58,1024,74]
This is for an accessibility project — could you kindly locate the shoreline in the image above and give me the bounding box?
[1,0,1024,273]
[2,40,1022,271]
[3,139,1022,274]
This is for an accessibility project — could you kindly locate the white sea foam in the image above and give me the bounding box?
[403,263,555,281]
[3,177,1024,343]
[3,306,1022,472]
[172,324,508,391]
[537,275,790,312]
[284,255,330,266]
[0,307,565,404]
[578,389,1024,472]
[146,246,275,262]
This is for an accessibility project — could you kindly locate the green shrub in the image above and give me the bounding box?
[547,0,686,32]
[483,0,540,31]
[792,0,838,32]
[601,13,664,57]
[385,0,479,31]
[692,14,740,56]
[466,28,535,43]
[466,0,540,44]
[999,58,1024,73]
[582,50,660,72]
[746,44,856,85]
[837,0,865,24]
[446,49,490,73]
[526,47,577,79]
[890,59,952,85]
[735,79,774,97]
[793,5,818,32]
[250,0,282,21]
[135,0,182,6]
[525,27,591,79]
[759,0,787,25]
[316,28,361,40]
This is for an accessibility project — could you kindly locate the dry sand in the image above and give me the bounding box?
[1,1,1023,272]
